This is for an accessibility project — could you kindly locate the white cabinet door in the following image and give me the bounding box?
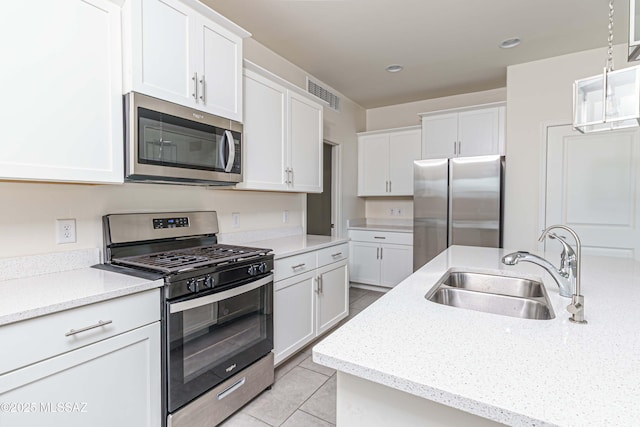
[388,129,422,195]
[238,71,288,191]
[0,0,123,184]
[421,106,505,159]
[239,66,323,193]
[274,271,316,365]
[199,15,242,121]
[349,242,380,285]
[379,244,413,287]
[316,260,349,335]
[288,91,323,193]
[0,323,161,427]
[125,0,244,121]
[422,113,458,159]
[358,134,389,196]
[458,107,503,157]
[133,0,195,105]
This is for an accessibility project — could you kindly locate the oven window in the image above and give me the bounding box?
[167,280,273,412]
[138,107,238,172]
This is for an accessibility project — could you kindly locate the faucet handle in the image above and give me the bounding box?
[547,232,576,267]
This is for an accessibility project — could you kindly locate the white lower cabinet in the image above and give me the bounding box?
[349,230,413,288]
[274,243,349,365]
[0,290,161,427]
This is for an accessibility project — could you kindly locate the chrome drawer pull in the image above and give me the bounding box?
[217,377,246,400]
[291,263,306,270]
[65,319,113,337]
[374,236,386,239]
[331,252,342,257]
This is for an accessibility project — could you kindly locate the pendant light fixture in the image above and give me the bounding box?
[573,0,640,133]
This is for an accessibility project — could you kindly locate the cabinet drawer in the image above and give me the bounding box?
[0,289,160,374]
[317,243,349,268]
[348,230,413,245]
[274,251,318,282]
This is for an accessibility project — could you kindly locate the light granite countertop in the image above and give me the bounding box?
[347,218,412,233]
[244,234,349,259]
[0,267,163,326]
[313,245,640,426]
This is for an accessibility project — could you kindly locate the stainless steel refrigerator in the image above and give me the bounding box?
[413,155,504,271]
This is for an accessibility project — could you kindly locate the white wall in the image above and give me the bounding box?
[504,43,631,250]
[0,37,366,259]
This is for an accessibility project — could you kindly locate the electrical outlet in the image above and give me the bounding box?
[283,210,289,223]
[397,208,403,216]
[56,219,77,244]
[390,208,395,216]
[231,212,240,228]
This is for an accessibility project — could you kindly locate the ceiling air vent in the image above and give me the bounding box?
[307,78,340,112]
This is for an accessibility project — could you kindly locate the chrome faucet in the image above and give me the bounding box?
[502,225,587,324]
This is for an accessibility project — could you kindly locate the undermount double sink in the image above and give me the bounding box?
[425,270,555,320]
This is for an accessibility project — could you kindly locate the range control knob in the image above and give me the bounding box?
[204,275,214,289]
[258,262,268,274]
[187,279,198,293]
[248,265,257,276]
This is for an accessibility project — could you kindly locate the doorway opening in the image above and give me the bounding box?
[307,141,340,236]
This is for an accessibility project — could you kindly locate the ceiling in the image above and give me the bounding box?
[203,0,630,109]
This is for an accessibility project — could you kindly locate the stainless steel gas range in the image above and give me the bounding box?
[97,211,274,427]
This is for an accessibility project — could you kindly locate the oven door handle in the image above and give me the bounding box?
[169,274,273,314]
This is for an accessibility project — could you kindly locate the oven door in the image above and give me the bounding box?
[166,274,273,412]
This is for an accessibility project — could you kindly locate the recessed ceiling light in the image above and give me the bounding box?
[385,64,404,73]
[499,38,521,49]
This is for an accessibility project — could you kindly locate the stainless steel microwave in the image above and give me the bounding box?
[124,92,242,185]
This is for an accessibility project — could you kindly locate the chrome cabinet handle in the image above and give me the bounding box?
[65,319,113,337]
[199,75,206,104]
[331,252,342,258]
[315,277,320,294]
[389,181,392,193]
[291,263,306,270]
[217,377,246,400]
[380,247,383,259]
[192,72,198,101]
[374,236,386,239]
[457,141,461,155]
[319,275,323,294]
[453,141,457,155]
[376,247,380,259]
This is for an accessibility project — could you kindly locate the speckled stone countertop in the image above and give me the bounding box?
[0,268,163,326]
[313,245,640,426]
[347,218,412,233]
[244,234,348,259]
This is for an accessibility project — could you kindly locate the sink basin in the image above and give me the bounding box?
[425,270,555,320]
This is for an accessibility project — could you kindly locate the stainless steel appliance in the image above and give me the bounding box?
[124,92,242,185]
[97,211,273,427]
[413,155,504,270]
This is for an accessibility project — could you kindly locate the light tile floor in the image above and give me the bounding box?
[220,286,384,427]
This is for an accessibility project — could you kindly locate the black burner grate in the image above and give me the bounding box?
[112,244,271,274]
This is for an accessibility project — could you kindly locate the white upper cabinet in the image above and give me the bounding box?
[357,126,421,196]
[237,63,324,193]
[421,104,505,159]
[0,0,124,184]
[122,0,249,121]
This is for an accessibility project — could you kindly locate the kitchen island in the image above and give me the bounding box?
[313,245,640,426]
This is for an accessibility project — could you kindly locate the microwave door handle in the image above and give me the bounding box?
[223,130,235,173]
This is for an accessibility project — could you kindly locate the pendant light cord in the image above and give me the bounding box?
[607,0,615,71]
